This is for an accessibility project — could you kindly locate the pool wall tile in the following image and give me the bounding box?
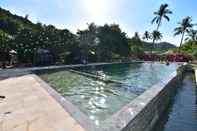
[103,70,183,131]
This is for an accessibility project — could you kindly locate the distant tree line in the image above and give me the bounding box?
[0,7,136,66]
[0,4,197,68]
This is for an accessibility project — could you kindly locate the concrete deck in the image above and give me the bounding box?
[0,75,85,131]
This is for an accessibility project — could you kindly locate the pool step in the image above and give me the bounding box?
[69,69,125,85]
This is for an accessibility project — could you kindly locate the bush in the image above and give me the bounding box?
[166,53,193,62]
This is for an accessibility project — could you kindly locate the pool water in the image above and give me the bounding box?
[38,62,179,126]
[152,73,197,131]
[74,63,179,90]
[40,71,138,126]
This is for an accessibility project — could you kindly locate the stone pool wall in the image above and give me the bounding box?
[103,68,184,131]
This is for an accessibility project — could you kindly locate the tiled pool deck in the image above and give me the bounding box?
[0,75,85,131]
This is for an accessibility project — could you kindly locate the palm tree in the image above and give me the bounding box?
[151,30,163,52]
[152,30,163,41]
[185,29,197,42]
[143,31,152,41]
[174,16,194,51]
[151,4,172,54]
[152,4,172,30]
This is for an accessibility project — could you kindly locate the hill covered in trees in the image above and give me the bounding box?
[0,7,176,67]
[143,41,176,52]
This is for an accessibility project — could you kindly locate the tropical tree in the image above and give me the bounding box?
[0,30,13,68]
[97,24,130,61]
[152,30,163,41]
[185,29,197,42]
[128,33,144,58]
[174,16,194,51]
[77,23,97,62]
[151,30,163,52]
[152,4,172,30]
[143,31,152,41]
[151,3,172,54]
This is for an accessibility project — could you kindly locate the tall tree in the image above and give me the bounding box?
[151,30,163,52]
[77,23,97,62]
[0,30,12,68]
[151,3,172,54]
[129,33,143,58]
[174,16,194,52]
[152,30,163,41]
[143,31,152,41]
[185,29,197,42]
[97,24,130,61]
[152,4,172,30]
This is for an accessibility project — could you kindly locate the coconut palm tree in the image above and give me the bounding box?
[185,29,197,42]
[143,31,152,41]
[152,4,172,30]
[174,16,194,51]
[151,30,163,52]
[151,4,172,54]
[152,30,163,41]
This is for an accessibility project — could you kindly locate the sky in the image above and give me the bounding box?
[0,0,197,46]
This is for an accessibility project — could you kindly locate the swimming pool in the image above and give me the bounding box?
[38,62,179,127]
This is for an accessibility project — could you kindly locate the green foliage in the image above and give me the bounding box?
[0,30,13,66]
[97,24,130,61]
[150,3,172,54]
[128,33,144,57]
[152,4,172,30]
[143,31,152,41]
[185,29,197,41]
[152,30,163,41]
[174,16,194,48]
[179,40,197,59]
[0,6,177,66]
[0,7,133,64]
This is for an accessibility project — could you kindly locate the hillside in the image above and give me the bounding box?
[142,41,176,52]
[0,7,37,35]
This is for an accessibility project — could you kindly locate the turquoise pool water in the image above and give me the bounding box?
[38,62,179,126]
[73,63,179,91]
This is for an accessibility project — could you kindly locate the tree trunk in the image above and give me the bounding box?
[150,38,155,60]
[156,19,161,31]
[179,32,185,53]
[151,19,161,60]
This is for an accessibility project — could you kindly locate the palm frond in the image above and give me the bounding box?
[151,17,157,24]
[174,31,182,36]
[164,15,170,21]
[185,37,189,41]
[164,9,172,14]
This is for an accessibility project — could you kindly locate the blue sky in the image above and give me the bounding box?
[0,0,197,46]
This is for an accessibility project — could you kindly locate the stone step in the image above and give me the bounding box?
[69,69,125,85]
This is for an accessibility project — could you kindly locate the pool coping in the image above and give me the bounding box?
[32,74,96,131]
[0,62,186,131]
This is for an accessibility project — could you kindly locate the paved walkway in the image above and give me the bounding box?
[0,75,85,131]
